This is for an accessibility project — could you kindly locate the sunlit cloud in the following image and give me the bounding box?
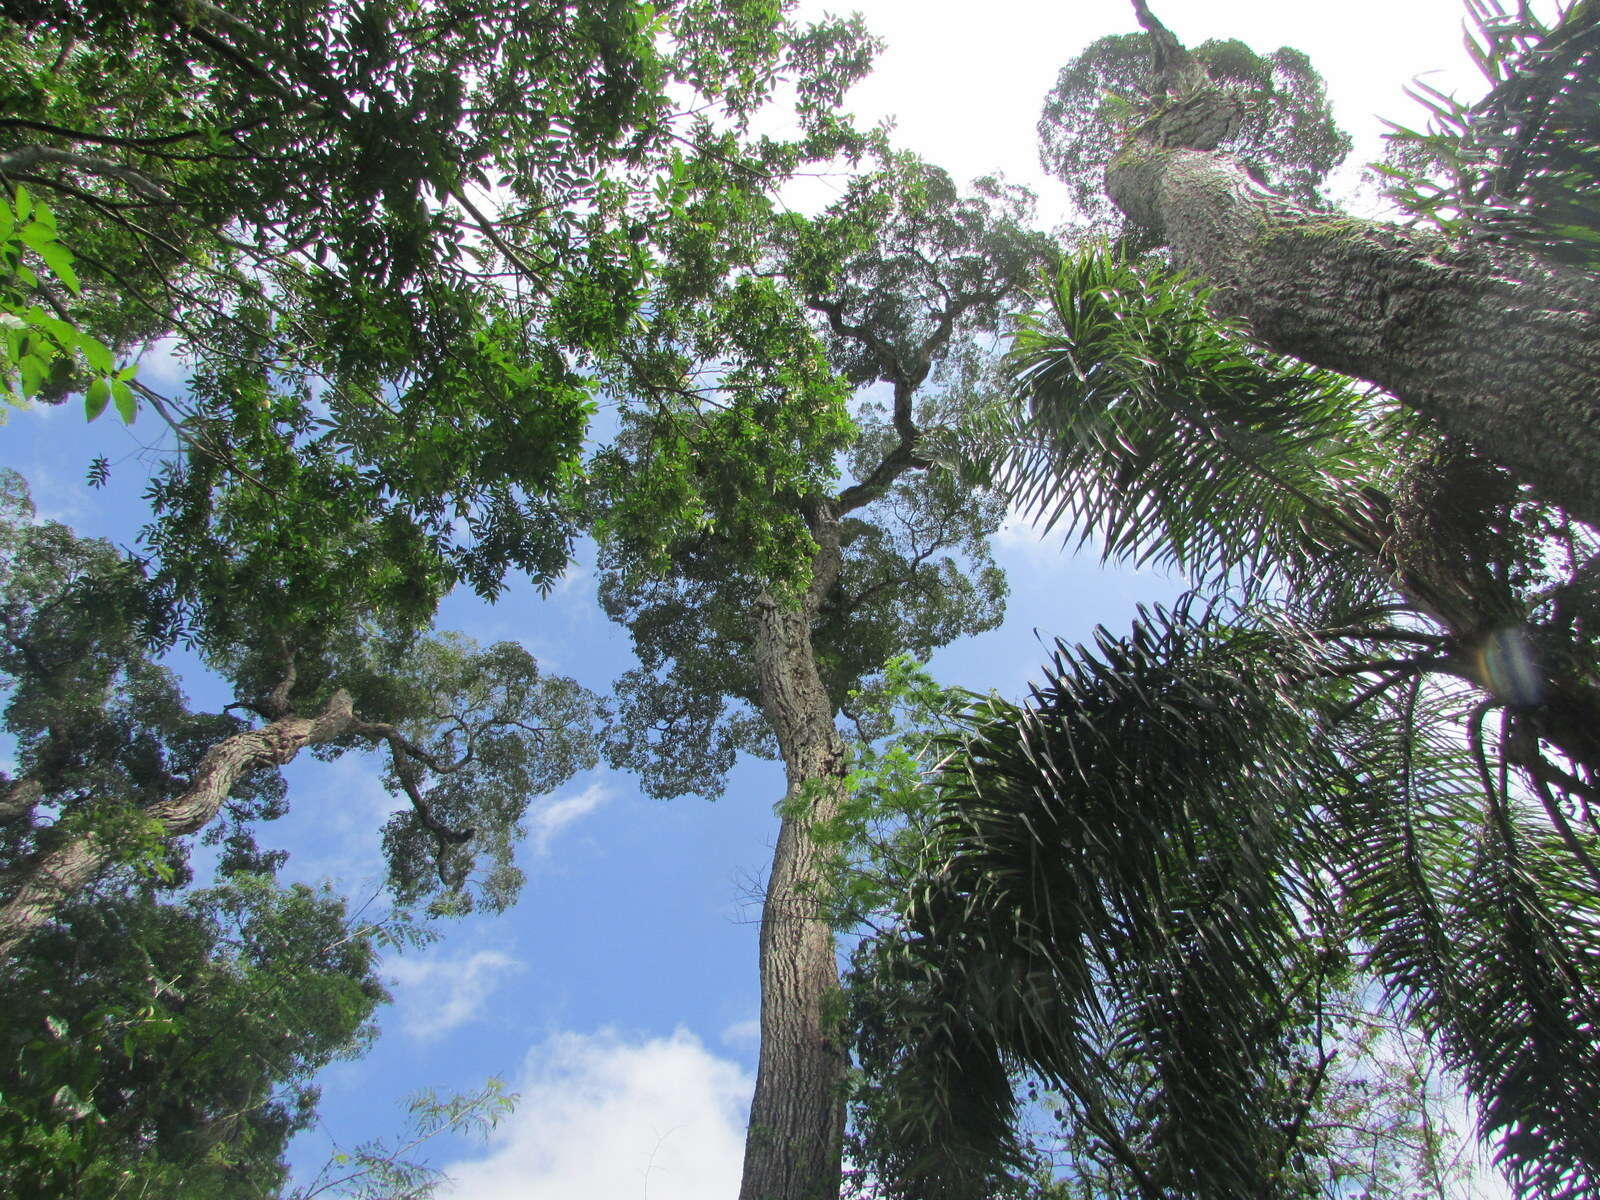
[386,948,525,1043]
[440,1027,750,1200]
[527,779,611,856]
[993,508,1068,563]
[275,751,404,892]
[719,1018,760,1049]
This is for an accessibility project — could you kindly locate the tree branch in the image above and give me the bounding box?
[0,147,173,203]
[0,689,357,963]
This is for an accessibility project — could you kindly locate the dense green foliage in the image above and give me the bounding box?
[0,472,605,928]
[1380,0,1600,264]
[594,155,1042,799]
[0,0,793,381]
[846,247,1600,1199]
[0,875,386,1198]
[0,187,128,411]
[0,469,257,878]
[2,0,877,636]
[0,472,597,1187]
[9,2,1600,1198]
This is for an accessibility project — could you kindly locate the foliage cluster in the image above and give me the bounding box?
[1038,31,1350,232]
[0,187,129,414]
[0,874,388,1197]
[6,3,1600,1199]
[845,244,1600,1198]
[1379,0,1600,264]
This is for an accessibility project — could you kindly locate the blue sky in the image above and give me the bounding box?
[1,2,1507,1196]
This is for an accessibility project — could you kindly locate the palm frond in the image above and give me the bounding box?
[1381,0,1600,266]
[850,591,1600,1197]
[1330,682,1600,1198]
[850,597,1347,1197]
[977,248,1414,604]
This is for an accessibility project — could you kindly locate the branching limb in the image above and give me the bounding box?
[0,689,357,964]
[0,779,41,824]
[0,147,173,203]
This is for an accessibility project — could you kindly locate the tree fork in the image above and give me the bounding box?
[0,689,356,963]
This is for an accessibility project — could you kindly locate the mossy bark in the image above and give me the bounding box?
[0,690,356,963]
[1108,140,1600,528]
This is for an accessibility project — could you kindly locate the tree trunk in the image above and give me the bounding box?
[0,690,355,963]
[739,510,849,1200]
[1107,139,1600,528]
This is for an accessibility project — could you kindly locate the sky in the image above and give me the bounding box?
[0,2,1513,1196]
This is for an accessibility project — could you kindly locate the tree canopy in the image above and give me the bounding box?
[590,149,1048,1199]
[0,873,388,1198]
[1103,0,1600,527]
[844,117,1600,1199]
[1039,28,1349,232]
[7,2,1600,1198]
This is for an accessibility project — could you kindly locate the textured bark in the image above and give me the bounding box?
[1107,140,1600,528]
[0,690,355,962]
[739,506,849,1200]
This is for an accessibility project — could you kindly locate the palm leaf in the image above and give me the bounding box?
[850,592,1600,1197]
[972,248,1416,607]
[850,597,1347,1198]
[1329,682,1600,1198]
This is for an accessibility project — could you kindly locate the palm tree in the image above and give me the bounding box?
[847,250,1600,1199]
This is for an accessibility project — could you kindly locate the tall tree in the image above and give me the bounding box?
[0,471,604,962]
[849,248,1600,1198]
[1038,25,1348,233]
[594,154,1048,1200]
[0,0,876,625]
[0,6,885,1190]
[0,0,810,408]
[1,0,881,952]
[1098,0,1600,527]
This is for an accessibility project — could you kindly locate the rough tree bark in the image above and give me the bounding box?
[739,503,849,1200]
[723,179,1026,1196]
[0,690,356,962]
[1106,9,1600,529]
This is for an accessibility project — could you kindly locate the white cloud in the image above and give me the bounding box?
[994,508,1069,564]
[386,948,525,1043]
[547,559,591,600]
[275,751,405,891]
[14,456,93,524]
[527,779,611,855]
[719,1018,760,1049]
[441,1028,751,1200]
[134,334,189,394]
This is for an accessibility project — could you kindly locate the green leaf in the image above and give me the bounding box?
[112,379,137,423]
[19,351,45,398]
[79,334,113,375]
[34,241,80,296]
[26,308,76,345]
[85,377,111,420]
[18,221,51,253]
[51,1084,94,1121]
